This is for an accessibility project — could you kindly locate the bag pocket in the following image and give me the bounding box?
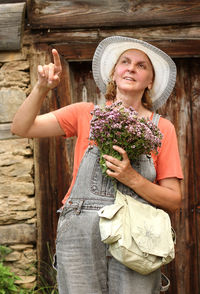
[127,196,175,259]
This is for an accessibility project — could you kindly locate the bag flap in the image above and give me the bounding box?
[98,203,123,219]
[126,195,174,257]
[98,203,124,244]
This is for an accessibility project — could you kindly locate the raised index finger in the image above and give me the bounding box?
[52,49,61,70]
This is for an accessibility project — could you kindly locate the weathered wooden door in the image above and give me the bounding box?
[158,59,200,294]
[33,42,200,293]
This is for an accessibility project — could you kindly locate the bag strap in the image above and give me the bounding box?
[152,113,161,127]
[160,273,170,292]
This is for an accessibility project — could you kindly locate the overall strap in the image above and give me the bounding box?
[152,113,161,127]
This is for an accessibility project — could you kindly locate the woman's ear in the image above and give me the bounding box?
[147,81,153,90]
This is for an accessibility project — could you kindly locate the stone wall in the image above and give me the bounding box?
[0,47,37,289]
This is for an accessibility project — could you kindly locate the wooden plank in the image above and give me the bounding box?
[0,47,28,62]
[0,1,26,3]
[24,25,200,56]
[158,59,200,293]
[52,42,98,61]
[0,2,25,51]
[28,0,200,29]
[50,49,75,182]
[23,24,200,58]
[51,39,200,61]
[190,60,200,290]
[30,44,72,283]
[149,40,200,58]
[23,24,200,45]
[158,62,190,293]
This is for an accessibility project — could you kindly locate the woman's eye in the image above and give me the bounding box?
[122,59,128,64]
[138,63,146,69]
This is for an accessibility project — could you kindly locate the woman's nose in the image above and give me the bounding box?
[127,63,136,72]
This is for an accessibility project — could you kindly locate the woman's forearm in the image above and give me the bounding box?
[104,145,182,212]
[129,173,181,212]
[11,82,49,136]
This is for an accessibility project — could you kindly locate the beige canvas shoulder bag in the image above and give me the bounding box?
[98,190,175,275]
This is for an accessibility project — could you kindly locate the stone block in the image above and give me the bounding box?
[23,248,37,262]
[5,249,37,276]
[0,138,32,153]
[0,180,34,196]
[10,244,34,251]
[0,70,29,87]
[1,60,29,71]
[12,148,33,157]
[0,194,35,210]
[0,123,19,140]
[0,153,22,166]
[27,217,37,224]
[0,223,36,244]
[4,250,22,261]
[0,156,33,179]
[0,87,26,122]
[0,195,36,224]
[15,275,36,289]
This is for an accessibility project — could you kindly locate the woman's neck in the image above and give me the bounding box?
[115,93,152,119]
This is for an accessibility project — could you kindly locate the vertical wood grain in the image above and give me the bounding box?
[30,44,72,284]
[159,58,200,293]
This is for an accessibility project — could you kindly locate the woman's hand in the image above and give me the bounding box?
[103,145,140,186]
[103,145,182,212]
[37,49,62,90]
[11,49,64,138]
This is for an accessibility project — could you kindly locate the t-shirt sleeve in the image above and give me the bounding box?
[52,102,93,138]
[156,118,183,181]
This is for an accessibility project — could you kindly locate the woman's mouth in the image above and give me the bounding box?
[123,77,136,82]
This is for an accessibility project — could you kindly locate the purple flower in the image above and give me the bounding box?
[90,102,163,174]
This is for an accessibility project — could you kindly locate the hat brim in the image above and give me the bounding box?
[92,36,176,110]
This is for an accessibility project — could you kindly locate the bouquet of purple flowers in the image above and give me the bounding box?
[90,101,163,174]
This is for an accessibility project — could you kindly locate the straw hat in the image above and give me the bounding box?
[92,36,176,110]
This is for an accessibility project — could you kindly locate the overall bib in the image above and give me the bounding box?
[56,114,164,294]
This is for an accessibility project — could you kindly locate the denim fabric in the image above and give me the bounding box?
[56,114,163,294]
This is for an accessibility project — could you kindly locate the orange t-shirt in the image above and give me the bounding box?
[53,102,183,204]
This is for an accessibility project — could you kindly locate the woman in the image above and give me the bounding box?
[11,36,183,293]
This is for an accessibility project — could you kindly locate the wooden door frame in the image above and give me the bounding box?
[31,39,200,291]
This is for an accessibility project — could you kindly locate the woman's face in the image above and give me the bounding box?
[112,49,154,96]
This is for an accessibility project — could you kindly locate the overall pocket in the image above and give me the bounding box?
[56,207,75,243]
[90,156,115,197]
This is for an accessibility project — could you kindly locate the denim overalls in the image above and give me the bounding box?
[55,113,167,294]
